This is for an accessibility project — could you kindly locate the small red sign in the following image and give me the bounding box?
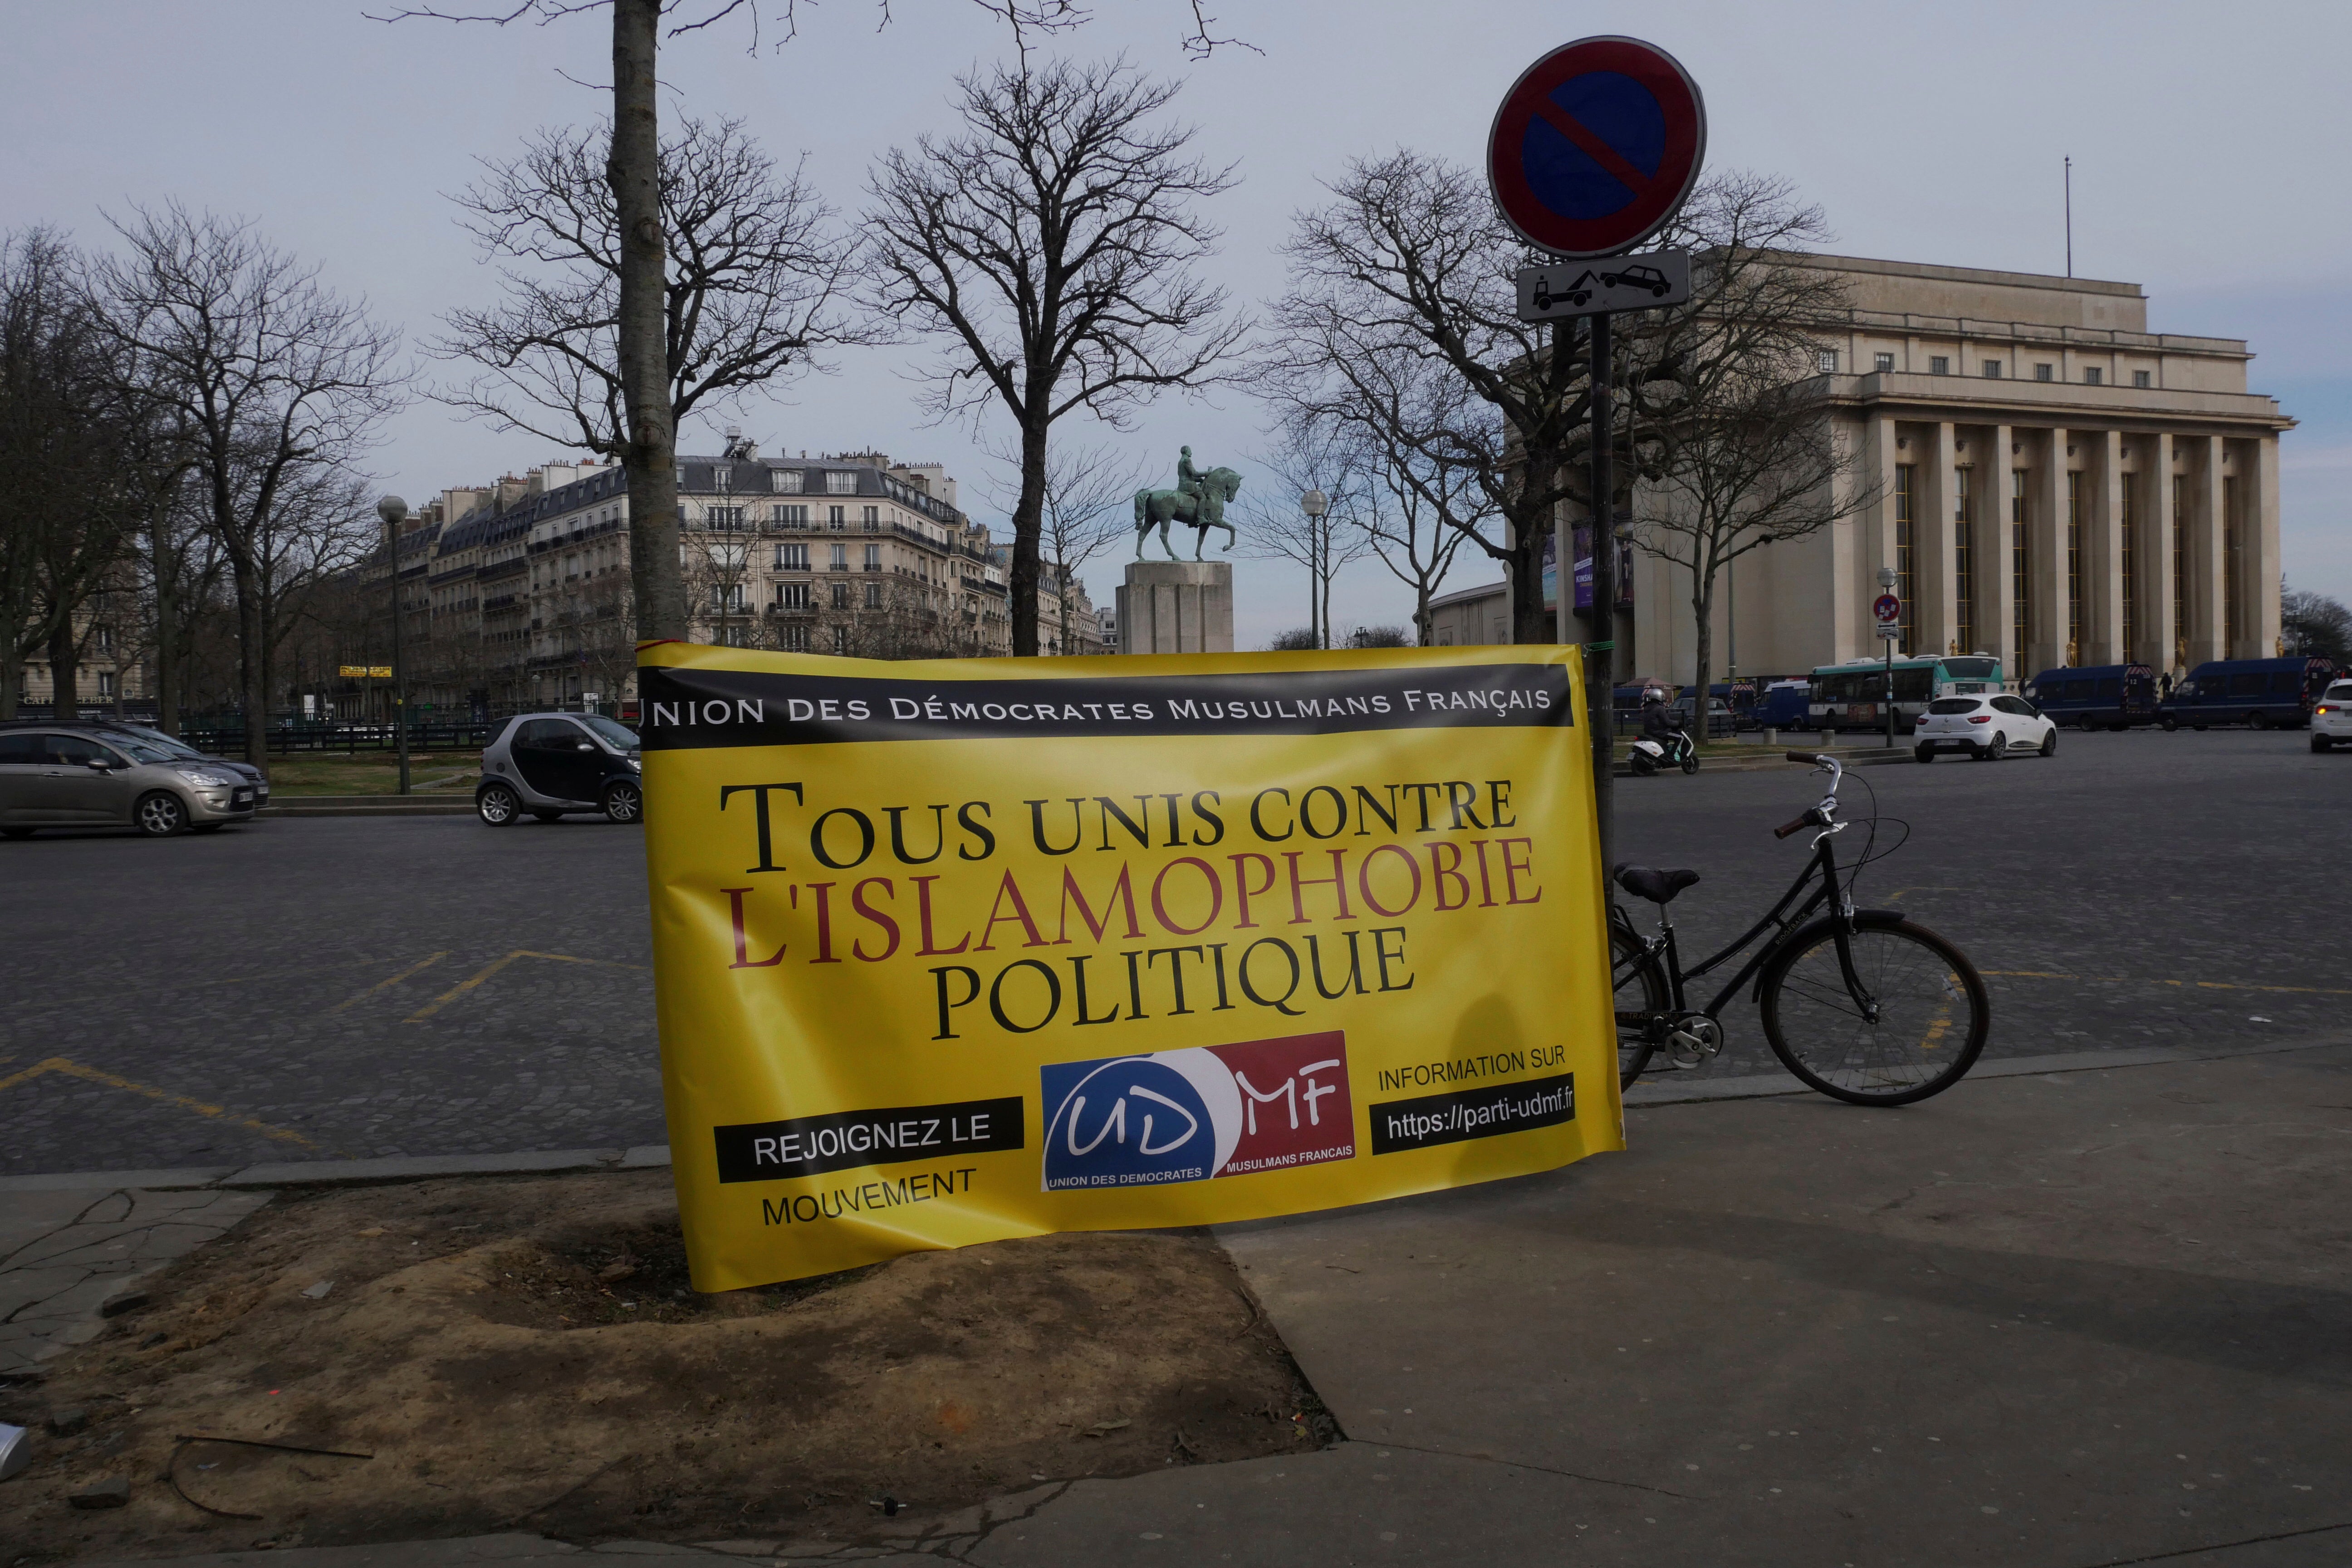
[1873,593,1902,625]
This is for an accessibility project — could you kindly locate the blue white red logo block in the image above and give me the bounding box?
[1041,1033,1356,1191]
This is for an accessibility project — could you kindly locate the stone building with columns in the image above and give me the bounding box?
[1634,254,2292,685]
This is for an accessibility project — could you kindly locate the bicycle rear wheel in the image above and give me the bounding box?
[1758,916,1989,1105]
[1612,920,1666,1090]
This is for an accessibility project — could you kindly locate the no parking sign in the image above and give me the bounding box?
[1487,36,1707,260]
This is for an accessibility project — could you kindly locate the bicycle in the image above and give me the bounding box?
[1611,752,1989,1107]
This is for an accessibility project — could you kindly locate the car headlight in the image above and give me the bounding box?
[176,766,237,788]
[627,756,642,770]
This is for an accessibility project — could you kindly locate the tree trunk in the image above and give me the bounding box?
[1319,533,1334,649]
[609,0,686,645]
[0,650,19,720]
[46,622,77,719]
[1415,578,1432,648]
[1009,419,1046,657]
[1509,510,1551,644]
[1690,557,1716,745]
[233,567,268,769]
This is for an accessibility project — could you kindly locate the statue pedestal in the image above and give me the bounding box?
[1118,560,1233,655]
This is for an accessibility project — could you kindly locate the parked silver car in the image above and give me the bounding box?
[0,726,259,837]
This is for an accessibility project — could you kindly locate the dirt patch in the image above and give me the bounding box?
[0,1173,1335,1561]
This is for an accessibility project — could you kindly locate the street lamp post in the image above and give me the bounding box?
[1300,489,1329,649]
[379,495,411,796]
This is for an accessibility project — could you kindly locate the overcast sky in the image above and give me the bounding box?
[5,0,2348,649]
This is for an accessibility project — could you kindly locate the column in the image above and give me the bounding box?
[1921,422,1959,656]
[1985,425,2017,672]
[2250,433,2282,657]
[1826,418,1867,666]
[2145,433,2176,671]
[1862,413,1901,647]
[2029,428,2067,673]
[2085,430,2125,664]
[2188,436,2227,665]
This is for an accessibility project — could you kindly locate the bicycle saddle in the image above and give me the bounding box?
[1614,864,1701,905]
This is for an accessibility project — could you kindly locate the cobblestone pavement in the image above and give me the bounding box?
[0,1186,273,1376]
[1616,725,2351,1083]
[1,815,657,1176]
[0,731,2340,1175]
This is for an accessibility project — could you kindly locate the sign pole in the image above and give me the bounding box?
[1589,309,1616,878]
[1885,633,1896,750]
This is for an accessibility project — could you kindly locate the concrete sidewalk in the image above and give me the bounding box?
[31,1042,2352,1567]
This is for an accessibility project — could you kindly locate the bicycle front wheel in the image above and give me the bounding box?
[1612,920,1667,1091]
[1758,916,1989,1106]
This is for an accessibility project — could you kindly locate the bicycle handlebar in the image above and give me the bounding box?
[1784,750,1826,764]
[1774,809,1820,840]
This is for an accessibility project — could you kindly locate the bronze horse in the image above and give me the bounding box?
[1132,466,1242,560]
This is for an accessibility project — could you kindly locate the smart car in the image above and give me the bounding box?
[475,713,643,825]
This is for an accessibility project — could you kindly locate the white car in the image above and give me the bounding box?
[1914,694,2057,762]
[2313,681,2352,753]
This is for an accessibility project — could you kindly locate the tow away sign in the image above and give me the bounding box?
[1515,250,1690,322]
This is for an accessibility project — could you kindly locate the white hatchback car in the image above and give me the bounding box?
[1914,694,2057,762]
[2313,681,2352,753]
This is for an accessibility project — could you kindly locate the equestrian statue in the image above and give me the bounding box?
[1132,446,1241,560]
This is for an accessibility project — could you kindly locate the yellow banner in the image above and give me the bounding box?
[638,642,1619,1291]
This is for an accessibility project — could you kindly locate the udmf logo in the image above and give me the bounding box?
[1040,1032,1356,1191]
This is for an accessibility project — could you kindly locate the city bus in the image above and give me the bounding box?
[1807,654,2004,734]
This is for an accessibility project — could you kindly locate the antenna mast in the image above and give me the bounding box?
[2064,156,2073,277]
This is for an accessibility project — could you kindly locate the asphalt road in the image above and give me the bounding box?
[2,729,2342,1176]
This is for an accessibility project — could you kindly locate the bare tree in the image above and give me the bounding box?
[93,204,404,767]
[0,229,164,720]
[1265,151,1595,644]
[138,473,225,734]
[1285,355,1493,646]
[1268,156,1854,659]
[373,1,1236,653]
[865,58,1246,655]
[433,112,865,650]
[982,439,1141,654]
[1621,175,1868,718]
[1235,416,1371,651]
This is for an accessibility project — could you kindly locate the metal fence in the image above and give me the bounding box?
[179,721,502,755]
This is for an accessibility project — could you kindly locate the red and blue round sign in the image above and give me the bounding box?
[1487,36,1707,260]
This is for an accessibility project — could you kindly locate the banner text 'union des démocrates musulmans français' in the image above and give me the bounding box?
[637,642,1620,1290]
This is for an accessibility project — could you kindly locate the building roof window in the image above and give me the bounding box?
[1873,352,1895,373]
[2084,367,2103,386]
[2034,363,2054,382]
[825,470,858,495]
[2132,369,2152,388]
[1929,356,1950,376]
[771,468,804,494]
[1982,360,2002,378]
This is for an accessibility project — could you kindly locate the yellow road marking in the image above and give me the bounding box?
[404,950,647,1024]
[331,951,451,1013]
[15,956,406,1014]
[1918,973,1960,1052]
[0,1057,316,1147]
[1981,971,2352,997]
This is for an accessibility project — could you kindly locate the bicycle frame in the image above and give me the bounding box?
[1615,799,1877,1029]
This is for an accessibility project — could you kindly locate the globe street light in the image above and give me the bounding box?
[378,494,411,796]
[1300,489,1329,650]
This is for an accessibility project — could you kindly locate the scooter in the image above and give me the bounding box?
[1629,728,1700,776]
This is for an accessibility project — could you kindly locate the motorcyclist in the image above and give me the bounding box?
[1641,689,1679,745]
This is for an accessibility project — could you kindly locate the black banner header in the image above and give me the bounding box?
[639,661,1573,750]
